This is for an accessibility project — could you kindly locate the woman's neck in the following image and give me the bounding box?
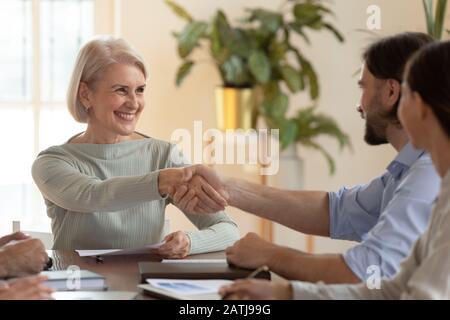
[73,126,134,144]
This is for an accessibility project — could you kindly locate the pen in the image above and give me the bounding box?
[221,265,270,300]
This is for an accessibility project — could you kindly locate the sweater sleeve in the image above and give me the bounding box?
[32,152,166,213]
[166,144,240,254]
[290,229,428,300]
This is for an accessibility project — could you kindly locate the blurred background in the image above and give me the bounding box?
[0,0,444,253]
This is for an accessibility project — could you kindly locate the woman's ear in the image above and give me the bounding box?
[413,92,431,121]
[78,82,92,110]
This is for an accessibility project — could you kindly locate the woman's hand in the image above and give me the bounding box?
[172,175,226,214]
[219,279,293,300]
[159,165,228,214]
[152,231,191,259]
[0,275,54,300]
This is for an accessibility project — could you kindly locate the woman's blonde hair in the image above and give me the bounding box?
[67,36,148,123]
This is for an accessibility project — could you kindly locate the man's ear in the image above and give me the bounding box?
[386,79,401,110]
[78,82,92,109]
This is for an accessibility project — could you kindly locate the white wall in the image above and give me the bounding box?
[116,0,430,253]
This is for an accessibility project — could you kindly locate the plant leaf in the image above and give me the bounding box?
[165,0,193,23]
[279,65,303,93]
[249,50,271,84]
[221,55,251,86]
[177,21,208,58]
[323,23,345,42]
[300,58,319,99]
[175,61,194,86]
[294,106,352,155]
[245,8,283,33]
[288,22,311,44]
[434,0,448,39]
[423,0,435,37]
[298,138,336,175]
[293,3,321,25]
[211,12,223,58]
[279,120,298,149]
[261,91,288,119]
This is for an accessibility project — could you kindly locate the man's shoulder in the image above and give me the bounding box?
[396,153,440,200]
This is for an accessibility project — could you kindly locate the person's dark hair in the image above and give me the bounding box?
[363,32,434,124]
[406,40,450,138]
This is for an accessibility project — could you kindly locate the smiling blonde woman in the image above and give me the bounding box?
[31,36,239,256]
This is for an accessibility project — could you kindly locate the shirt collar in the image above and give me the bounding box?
[387,142,425,180]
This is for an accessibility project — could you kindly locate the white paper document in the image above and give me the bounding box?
[145,279,232,296]
[161,259,226,264]
[76,242,165,257]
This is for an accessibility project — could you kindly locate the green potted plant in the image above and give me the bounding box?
[166,0,351,174]
[423,0,449,39]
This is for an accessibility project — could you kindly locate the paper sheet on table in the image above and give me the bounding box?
[76,242,165,257]
[162,259,226,264]
[146,279,232,296]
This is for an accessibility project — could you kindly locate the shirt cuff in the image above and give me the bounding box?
[150,170,169,200]
[291,281,326,300]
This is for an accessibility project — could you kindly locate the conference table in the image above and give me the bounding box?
[50,250,226,299]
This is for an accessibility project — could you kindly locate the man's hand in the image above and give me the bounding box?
[172,175,226,214]
[0,238,48,277]
[226,233,278,269]
[159,165,228,214]
[185,165,229,202]
[0,231,30,247]
[0,275,54,300]
[152,231,191,259]
[219,279,293,300]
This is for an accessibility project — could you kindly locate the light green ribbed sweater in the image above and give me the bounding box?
[31,135,240,252]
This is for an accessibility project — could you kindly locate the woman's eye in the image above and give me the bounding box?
[116,88,127,94]
[137,87,145,94]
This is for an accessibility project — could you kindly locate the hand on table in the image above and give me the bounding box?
[151,231,190,259]
[0,238,48,277]
[0,231,31,247]
[0,275,54,300]
[219,279,293,300]
[226,233,278,270]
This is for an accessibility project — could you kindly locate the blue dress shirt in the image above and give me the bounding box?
[329,143,440,280]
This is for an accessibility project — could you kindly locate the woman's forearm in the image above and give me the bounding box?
[32,156,188,212]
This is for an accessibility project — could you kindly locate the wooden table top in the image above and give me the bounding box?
[50,250,226,299]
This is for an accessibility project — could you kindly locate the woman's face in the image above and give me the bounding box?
[83,63,146,138]
[398,82,428,150]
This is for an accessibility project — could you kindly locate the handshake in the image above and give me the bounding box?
[158,164,231,214]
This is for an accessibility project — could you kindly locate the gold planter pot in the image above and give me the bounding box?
[215,87,258,131]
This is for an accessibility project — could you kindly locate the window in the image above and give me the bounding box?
[0,0,95,234]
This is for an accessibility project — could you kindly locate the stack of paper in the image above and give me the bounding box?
[76,242,165,257]
[139,279,233,300]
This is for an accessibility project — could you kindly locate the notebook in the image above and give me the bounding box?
[138,279,233,300]
[41,270,107,291]
[138,260,271,282]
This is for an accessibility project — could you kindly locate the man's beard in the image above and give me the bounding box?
[364,118,388,145]
[364,94,389,146]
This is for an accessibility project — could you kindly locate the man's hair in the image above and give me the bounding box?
[406,40,450,138]
[363,32,435,123]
